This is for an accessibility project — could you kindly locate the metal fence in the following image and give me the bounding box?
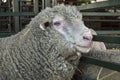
[0,0,120,72]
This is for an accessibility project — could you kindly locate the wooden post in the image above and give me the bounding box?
[12,0,19,32]
[33,0,39,14]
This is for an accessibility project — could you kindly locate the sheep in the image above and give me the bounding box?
[0,4,93,80]
[74,29,120,80]
[76,29,106,80]
[73,29,106,80]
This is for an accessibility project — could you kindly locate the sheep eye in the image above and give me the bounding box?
[53,22,61,26]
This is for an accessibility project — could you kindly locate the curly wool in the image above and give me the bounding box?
[30,4,82,26]
[0,4,82,80]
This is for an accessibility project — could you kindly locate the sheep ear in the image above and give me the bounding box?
[39,21,50,30]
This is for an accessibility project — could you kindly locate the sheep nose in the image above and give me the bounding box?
[83,32,93,41]
[83,35,92,41]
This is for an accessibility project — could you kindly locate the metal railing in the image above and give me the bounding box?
[0,0,120,72]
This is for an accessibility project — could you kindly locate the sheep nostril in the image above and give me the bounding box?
[82,29,93,41]
[83,35,92,41]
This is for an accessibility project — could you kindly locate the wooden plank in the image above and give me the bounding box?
[77,0,120,11]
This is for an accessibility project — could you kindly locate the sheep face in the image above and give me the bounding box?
[39,5,93,53]
[53,14,93,53]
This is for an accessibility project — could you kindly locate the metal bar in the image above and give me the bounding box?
[8,0,12,32]
[45,0,51,8]
[0,33,16,38]
[20,5,33,7]
[106,44,120,49]
[82,12,120,16]
[93,35,120,44]
[33,0,39,14]
[77,0,120,11]
[42,0,45,9]
[96,31,120,35]
[1,12,120,17]
[13,0,19,32]
[81,56,120,72]
[0,12,36,16]
[0,30,120,36]
[52,0,57,6]
[84,19,120,22]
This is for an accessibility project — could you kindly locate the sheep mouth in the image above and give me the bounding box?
[64,43,92,61]
[74,43,92,53]
[76,45,91,48]
[77,46,91,53]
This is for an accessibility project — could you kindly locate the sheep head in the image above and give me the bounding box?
[38,4,92,54]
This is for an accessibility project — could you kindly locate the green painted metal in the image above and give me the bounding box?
[0,11,119,18]
[33,0,39,14]
[81,56,120,72]
[1,12,120,17]
[45,0,51,7]
[0,33,16,38]
[77,0,120,11]
[0,12,36,16]
[106,44,120,49]
[96,31,120,35]
[84,19,120,22]
[93,35,120,44]
[0,0,120,72]
[82,12,120,16]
